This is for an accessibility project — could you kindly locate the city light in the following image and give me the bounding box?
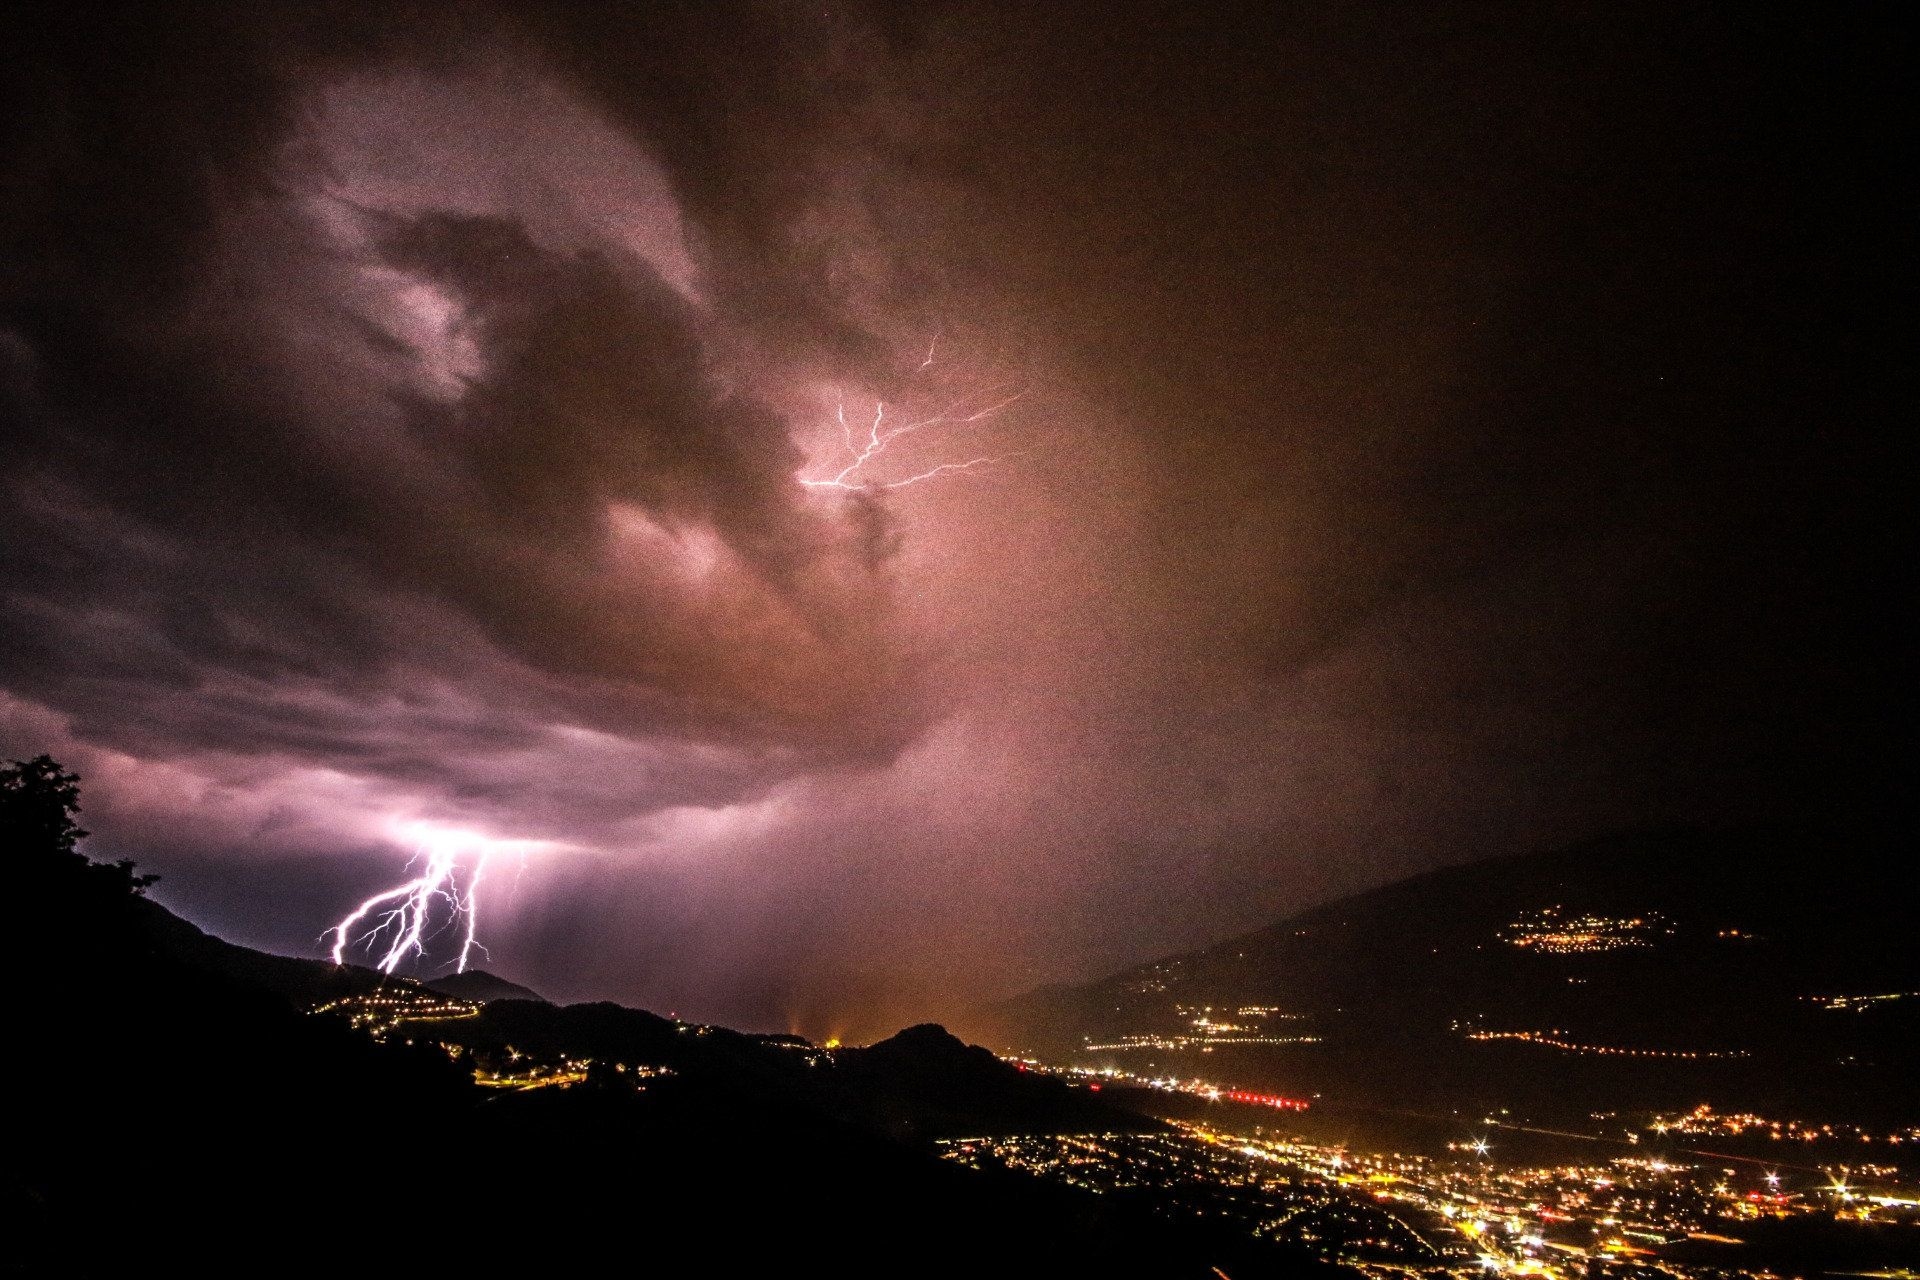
[1502,907,1671,955]
[1461,1030,1747,1061]
[977,1046,1920,1278]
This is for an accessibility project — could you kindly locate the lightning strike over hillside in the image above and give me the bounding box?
[328,829,538,975]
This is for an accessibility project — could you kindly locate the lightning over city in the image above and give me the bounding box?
[327,829,527,975]
[327,846,464,973]
[1,2,1901,1274]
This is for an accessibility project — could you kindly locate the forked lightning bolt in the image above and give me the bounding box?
[328,836,497,974]
[799,350,1026,492]
[327,349,1021,973]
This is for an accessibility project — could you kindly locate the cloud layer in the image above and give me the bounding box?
[1,3,1898,1036]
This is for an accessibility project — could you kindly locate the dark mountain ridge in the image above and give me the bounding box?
[424,967,546,1003]
[5,760,1218,1278]
[983,826,1917,1124]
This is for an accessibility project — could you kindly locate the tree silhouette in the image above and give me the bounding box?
[2,753,156,892]
[1,754,86,854]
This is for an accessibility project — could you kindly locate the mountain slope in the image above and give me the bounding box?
[424,968,546,1003]
[6,812,1224,1278]
[983,826,1917,1123]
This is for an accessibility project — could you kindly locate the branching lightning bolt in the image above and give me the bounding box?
[328,832,516,975]
[456,851,490,973]
[327,345,1024,975]
[799,343,1027,491]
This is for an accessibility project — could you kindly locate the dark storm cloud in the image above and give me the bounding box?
[857,2,1903,813]
[0,2,927,851]
[0,2,1900,1033]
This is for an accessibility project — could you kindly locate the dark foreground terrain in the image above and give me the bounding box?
[0,760,1335,1278]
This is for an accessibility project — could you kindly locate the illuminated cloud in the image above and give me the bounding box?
[0,3,1894,1033]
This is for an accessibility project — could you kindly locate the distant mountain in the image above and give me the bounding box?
[122,884,394,1004]
[115,888,1138,1144]
[118,894,549,1009]
[421,1000,1159,1142]
[424,968,545,1003]
[983,827,1918,1124]
[833,1023,1159,1140]
[114,880,1137,1143]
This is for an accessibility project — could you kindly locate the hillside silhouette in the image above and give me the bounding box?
[425,968,546,1004]
[2,756,1321,1278]
[985,826,1917,1126]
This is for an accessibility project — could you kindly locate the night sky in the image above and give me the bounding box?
[0,3,1901,1039]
